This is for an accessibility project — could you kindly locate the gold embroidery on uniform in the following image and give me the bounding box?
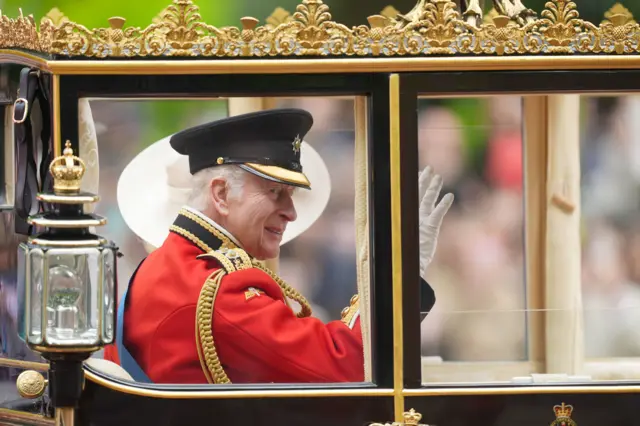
[197,247,253,273]
[251,260,312,318]
[195,268,231,384]
[179,208,236,248]
[341,294,360,327]
[169,224,212,252]
[244,287,265,300]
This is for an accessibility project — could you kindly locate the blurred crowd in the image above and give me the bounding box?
[2,94,640,384]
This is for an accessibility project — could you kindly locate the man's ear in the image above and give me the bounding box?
[209,178,230,216]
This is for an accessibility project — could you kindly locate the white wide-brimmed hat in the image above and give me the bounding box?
[117,135,331,253]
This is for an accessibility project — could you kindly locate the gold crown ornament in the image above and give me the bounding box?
[553,403,573,419]
[550,403,577,426]
[49,141,86,194]
[403,409,423,426]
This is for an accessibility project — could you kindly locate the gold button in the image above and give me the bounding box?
[217,157,224,164]
[341,307,349,318]
[350,295,359,305]
[16,370,47,399]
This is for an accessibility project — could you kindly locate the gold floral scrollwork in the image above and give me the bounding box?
[381,5,401,20]
[599,3,639,54]
[0,9,40,51]
[291,0,355,56]
[43,7,68,26]
[405,0,476,55]
[526,0,599,54]
[359,15,394,56]
[5,0,640,58]
[265,7,293,29]
[479,15,526,55]
[603,3,635,24]
[370,409,428,426]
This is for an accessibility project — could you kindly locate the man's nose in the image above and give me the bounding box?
[280,195,297,222]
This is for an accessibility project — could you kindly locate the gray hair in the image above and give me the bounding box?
[186,165,247,212]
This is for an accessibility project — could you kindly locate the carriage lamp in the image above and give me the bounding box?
[15,141,118,415]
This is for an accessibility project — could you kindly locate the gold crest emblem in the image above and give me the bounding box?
[550,403,577,426]
[292,135,301,154]
[244,287,265,301]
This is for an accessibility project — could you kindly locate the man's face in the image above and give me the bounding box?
[224,173,297,260]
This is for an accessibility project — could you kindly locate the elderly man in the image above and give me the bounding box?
[104,108,453,384]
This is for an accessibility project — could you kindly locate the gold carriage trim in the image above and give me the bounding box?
[1,0,639,58]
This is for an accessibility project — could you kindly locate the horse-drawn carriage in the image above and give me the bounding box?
[2,0,640,424]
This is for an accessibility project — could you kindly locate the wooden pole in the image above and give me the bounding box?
[544,94,584,375]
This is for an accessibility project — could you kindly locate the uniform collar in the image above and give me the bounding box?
[170,206,243,253]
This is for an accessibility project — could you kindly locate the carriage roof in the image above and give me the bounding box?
[0,0,638,74]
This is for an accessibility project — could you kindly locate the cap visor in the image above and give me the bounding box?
[241,163,311,189]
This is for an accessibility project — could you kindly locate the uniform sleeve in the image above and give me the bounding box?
[210,269,364,383]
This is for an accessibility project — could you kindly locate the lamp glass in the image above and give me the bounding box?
[101,248,116,343]
[28,248,45,345]
[44,248,100,346]
[16,243,28,341]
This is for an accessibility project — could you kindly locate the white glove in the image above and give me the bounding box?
[418,166,454,280]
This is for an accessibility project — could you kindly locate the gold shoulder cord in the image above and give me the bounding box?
[196,268,231,384]
[251,260,312,319]
[195,248,313,383]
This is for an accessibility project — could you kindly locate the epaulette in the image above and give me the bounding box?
[196,246,253,274]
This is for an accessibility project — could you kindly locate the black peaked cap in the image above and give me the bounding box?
[169,109,314,182]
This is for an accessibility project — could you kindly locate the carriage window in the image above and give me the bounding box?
[81,96,373,385]
[581,95,640,379]
[418,93,640,385]
[418,96,529,384]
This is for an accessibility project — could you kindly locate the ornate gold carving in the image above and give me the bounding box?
[16,370,48,399]
[0,9,41,51]
[483,7,500,24]
[599,2,639,54]
[266,7,293,28]
[603,3,635,24]
[2,0,640,57]
[43,7,68,26]
[380,5,401,20]
[370,409,427,426]
[550,403,577,426]
[49,141,86,194]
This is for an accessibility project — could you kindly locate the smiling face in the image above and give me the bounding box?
[209,171,298,260]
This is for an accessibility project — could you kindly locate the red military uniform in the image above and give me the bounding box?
[104,207,363,384]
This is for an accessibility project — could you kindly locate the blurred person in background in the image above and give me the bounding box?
[419,98,526,362]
